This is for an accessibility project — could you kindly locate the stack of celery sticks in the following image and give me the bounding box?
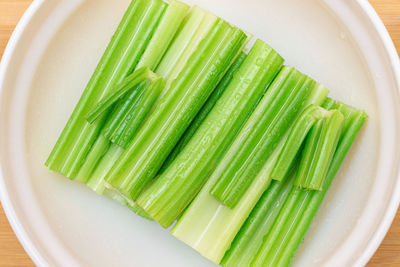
[46,0,367,266]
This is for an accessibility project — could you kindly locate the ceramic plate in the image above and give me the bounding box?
[1,0,400,266]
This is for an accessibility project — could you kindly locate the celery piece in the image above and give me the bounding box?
[156,6,217,83]
[221,172,295,267]
[105,20,248,202]
[252,105,367,267]
[100,77,164,148]
[100,82,149,142]
[81,77,163,189]
[136,0,190,70]
[321,97,337,110]
[136,40,283,228]
[81,6,228,200]
[171,75,329,264]
[76,69,163,182]
[159,51,247,173]
[75,0,193,189]
[86,143,124,194]
[45,0,167,178]
[86,67,156,123]
[111,78,164,148]
[295,110,344,190]
[271,105,328,182]
[211,67,314,209]
[75,135,110,184]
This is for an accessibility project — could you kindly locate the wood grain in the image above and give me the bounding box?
[0,0,399,266]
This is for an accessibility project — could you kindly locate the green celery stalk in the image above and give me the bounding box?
[221,171,295,267]
[81,77,163,189]
[321,97,338,110]
[105,20,248,202]
[295,110,344,190]
[86,67,156,123]
[271,105,328,182]
[136,40,283,228]
[136,0,190,70]
[75,0,193,187]
[75,69,162,183]
[86,143,124,193]
[251,185,308,267]
[155,6,217,82]
[211,67,314,209]
[251,104,367,267]
[159,51,247,173]
[100,82,149,143]
[82,6,227,196]
[171,76,329,264]
[98,76,164,148]
[111,78,164,148]
[45,0,167,178]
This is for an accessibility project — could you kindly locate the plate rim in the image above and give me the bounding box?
[351,1,400,266]
[0,0,399,266]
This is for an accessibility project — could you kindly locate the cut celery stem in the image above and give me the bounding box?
[276,109,367,267]
[294,110,344,190]
[112,78,164,148]
[45,0,167,178]
[211,68,314,209]
[86,143,124,194]
[321,97,337,110]
[251,187,309,267]
[293,119,324,188]
[86,67,156,124]
[136,0,190,70]
[105,20,248,202]
[85,76,163,192]
[75,135,110,183]
[271,105,328,182]
[77,69,162,183]
[101,83,148,143]
[73,0,189,186]
[156,6,216,81]
[221,171,295,267]
[252,106,367,266]
[171,75,328,264]
[159,51,247,173]
[136,40,283,228]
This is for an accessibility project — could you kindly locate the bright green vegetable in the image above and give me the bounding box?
[251,104,367,267]
[171,75,328,264]
[79,77,164,188]
[159,51,247,173]
[136,40,283,228]
[85,140,124,193]
[221,170,295,267]
[81,5,228,197]
[156,6,217,83]
[106,78,164,148]
[295,110,344,190]
[86,67,157,124]
[105,19,248,202]
[271,105,328,182]
[45,0,167,178]
[75,68,163,183]
[136,0,190,70]
[321,97,338,110]
[211,67,314,209]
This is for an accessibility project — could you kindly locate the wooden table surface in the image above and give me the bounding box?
[0,0,399,266]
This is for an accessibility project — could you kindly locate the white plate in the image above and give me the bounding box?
[1,0,399,266]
